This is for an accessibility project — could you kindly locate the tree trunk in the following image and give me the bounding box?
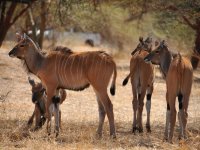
[0,2,30,47]
[27,8,37,42]
[0,27,9,46]
[190,24,200,69]
[38,1,46,49]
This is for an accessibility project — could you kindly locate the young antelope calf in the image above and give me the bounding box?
[144,40,193,143]
[123,37,154,133]
[27,77,66,131]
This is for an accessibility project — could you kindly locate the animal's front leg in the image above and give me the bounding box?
[27,110,35,126]
[52,95,61,137]
[46,88,56,135]
[34,105,42,131]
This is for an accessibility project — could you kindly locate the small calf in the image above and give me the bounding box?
[27,77,66,131]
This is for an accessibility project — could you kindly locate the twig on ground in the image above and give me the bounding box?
[0,91,11,102]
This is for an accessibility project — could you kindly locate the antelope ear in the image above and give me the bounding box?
[23,33,27,40]
[41,88,46,94]
[161,40,165,45]
[16,32,22,42]
[145,37,152,43]
[161,40,168,48]
[155,40,159,47]
[28,77,35,86]
[139,37,143,43]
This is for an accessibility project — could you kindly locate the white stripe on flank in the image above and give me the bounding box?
[70,56,75,88]
[76,56,81,82]
[63,55,70,87]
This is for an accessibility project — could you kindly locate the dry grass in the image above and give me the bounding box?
[0,43,200,150]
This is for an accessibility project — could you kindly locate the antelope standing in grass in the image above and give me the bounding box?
[27,77,66,131]
[123,37,154,133]
[9,33,117,138]
[144,40,193,143]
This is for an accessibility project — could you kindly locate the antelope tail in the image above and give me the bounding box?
[177,53,183,91]
[122,68,135,86]
[122,73,130,86]
[110,63,117,96]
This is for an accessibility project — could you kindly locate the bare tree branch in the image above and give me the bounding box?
[10,4,30,26]
[182,15,198,30]
[166,5,198,30]
[125,0,148,22]
[5,3,17,25]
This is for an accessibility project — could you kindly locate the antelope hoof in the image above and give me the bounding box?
[132,127,137,133]
[146,125,151,133]
[47,127,51,136]
[179,134,188,140]
[96,130,102,138]
[95,133,102,139]
[110,134,116,139]
[168,139,173,144]
[32,126,40,132]
[138,127,143,133]
[55,126,59,137]
[55,132,59,138]
[27,120,33,126]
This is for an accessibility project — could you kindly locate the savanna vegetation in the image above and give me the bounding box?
[0,0,199,149]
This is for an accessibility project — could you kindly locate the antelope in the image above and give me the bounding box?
[9,33,117,138]
[122,37,154,133]
[27,77,66,131]
[144,40,193,143]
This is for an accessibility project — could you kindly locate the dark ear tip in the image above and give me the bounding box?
[28,77,35,86]
[139,36,143,42]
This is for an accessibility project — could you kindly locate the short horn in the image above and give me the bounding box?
[16,32,22,42]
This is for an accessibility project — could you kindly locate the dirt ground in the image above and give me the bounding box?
[0,43,199,150]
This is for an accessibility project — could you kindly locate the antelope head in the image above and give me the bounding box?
[28,77,45,104]
[144,40,169,65]
[8,33,32,59]
[131,36,153,55]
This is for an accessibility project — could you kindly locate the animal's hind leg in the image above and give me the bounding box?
[34,105,42,131]
[168,94,177,143]
[146,85,153,132]
[98,92,116,138]
[132,85,138,133]
[96,94,106,137]
[59,110,62,130]
[179,94,189,139]
[164,92,170,141]
[137,90,145,133]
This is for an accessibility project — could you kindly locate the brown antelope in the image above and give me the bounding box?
[123,37,154,133]
[9,33,117,138]
[144,40,193,143]
[27,77,66,131]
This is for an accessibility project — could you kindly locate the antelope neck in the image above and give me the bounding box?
[24,45,45,75]
[159,50,172,78]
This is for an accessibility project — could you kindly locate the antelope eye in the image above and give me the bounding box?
[155,50,159,54]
